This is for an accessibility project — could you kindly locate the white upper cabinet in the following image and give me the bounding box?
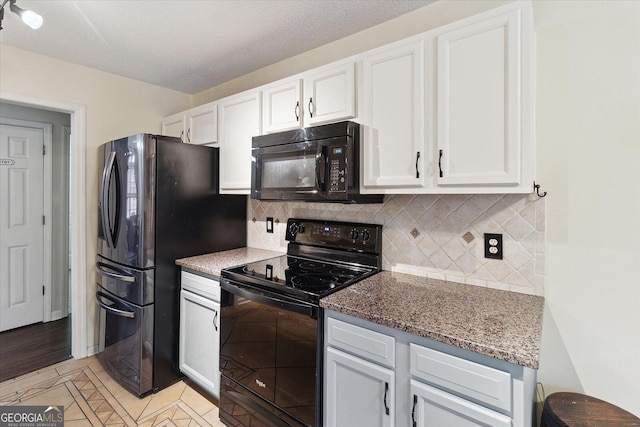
[161,111,186,141]
[161,102,218,145]
[435,2,534,191]
[359,38,428,192]
[262,79,303,133]
[262,61,356,133]
[185,103,218,145]
[303,62,356,126]
[218,90,261,194]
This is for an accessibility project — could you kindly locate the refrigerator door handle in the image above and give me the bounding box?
[96,291,136,318]
[100,151,117,249]
[96,262,135,282]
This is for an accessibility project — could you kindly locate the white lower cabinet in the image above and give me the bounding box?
[325,310,537,427]
[179,271,221,398]
[411,380,511,427]
[325,347,395,427]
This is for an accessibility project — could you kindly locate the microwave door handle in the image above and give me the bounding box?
[316,146,327,190]
[101,151,116,249]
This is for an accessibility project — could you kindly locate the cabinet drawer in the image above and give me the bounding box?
[181,271,220,302]
[327,317,395,368]
[410,343,512,412]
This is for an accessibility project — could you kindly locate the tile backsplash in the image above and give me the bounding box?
[247,194,545,296]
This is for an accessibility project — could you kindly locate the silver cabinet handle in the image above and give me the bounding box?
[213,309,218,331]
[295,101,300,121]
[186,128,191,143]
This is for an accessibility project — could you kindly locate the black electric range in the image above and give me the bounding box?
[222,254,377,305]
[219,218,383,427]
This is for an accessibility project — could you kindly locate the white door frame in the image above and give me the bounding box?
[1,91,87,360]
[0,118,53,324]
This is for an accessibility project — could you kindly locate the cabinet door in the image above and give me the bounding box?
[161,112,186,142]
[410,380,511,427]
[360,40,426,191]
[325,347,394,427]
[218,90,261,194]
[179,289,220,398]
[186,102,217,145]
[436,9,522,186]
[303,62,356,126]
[262,78,302,133]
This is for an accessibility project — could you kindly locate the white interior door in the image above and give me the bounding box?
[0,123,45,332]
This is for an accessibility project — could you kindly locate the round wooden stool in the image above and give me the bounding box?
[541,392,640,426]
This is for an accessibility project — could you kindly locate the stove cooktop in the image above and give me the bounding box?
[222,255,376,303]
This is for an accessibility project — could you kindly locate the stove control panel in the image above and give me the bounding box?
[286,218,382,253]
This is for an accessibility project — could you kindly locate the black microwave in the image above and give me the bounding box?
[251,121,383,203]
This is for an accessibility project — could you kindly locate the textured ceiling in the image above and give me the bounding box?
[0,0,433,94]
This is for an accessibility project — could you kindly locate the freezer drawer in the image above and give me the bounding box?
[96,288,154,397]
[96,256,154,306]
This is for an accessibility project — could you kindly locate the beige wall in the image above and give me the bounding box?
[534,0,640,416]
[0,44,192,350]
[194,0,640,417]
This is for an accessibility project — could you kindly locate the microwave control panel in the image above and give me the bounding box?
[328,145,347,193]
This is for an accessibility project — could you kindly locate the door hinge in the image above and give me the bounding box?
[43,145,46,155]
[43,215,46,225]
[43,286,45,295]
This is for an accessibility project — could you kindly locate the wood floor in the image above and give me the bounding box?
[0,316,71,383]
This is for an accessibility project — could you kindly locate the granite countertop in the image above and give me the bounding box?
[320,271,544,369]
[176,247,284,277]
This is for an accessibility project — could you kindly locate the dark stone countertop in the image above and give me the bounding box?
[176,247,284,277]
[320,271,544,369]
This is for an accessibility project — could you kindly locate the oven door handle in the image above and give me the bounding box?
[221,280,316,318]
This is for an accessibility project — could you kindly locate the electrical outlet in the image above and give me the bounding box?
[266,217,274,233]
[484,233,503,259]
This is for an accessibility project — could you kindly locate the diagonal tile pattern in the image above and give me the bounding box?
[0,356,225,426]
[247,194,546,295]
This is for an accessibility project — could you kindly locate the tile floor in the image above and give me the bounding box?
[0,355,225,426]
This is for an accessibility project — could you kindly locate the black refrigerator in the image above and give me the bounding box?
[95,133,246,396]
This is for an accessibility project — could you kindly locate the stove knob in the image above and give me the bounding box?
[298,224,306,233]
[362,230,371,242]
[350,230,359,240]
[289,223,299,236]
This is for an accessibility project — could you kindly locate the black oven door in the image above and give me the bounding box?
[220,279,320,427]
